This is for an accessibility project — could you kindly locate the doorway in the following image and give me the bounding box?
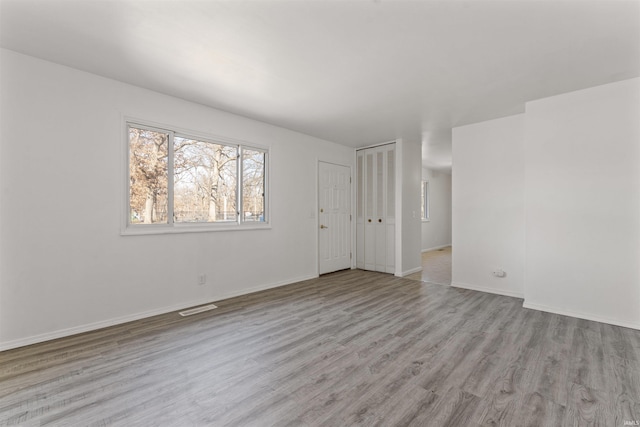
[318,161,351,275]
[405,246,452,285]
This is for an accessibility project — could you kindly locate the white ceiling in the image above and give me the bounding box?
[1,0,639,170]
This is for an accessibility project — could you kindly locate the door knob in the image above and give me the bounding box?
[320,224,329,229]
[368,219,372,222]
[378,219,382,223]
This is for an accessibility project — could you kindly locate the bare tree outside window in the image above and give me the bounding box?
[129,127,168,224]
[174,137,237,223]
[242,149,266,222]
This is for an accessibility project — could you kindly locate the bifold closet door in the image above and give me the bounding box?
[356,144,395,274]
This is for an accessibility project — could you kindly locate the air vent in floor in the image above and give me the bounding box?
[179,304,218,317]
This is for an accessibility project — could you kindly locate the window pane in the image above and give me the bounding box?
[173,137,237,223]
[422,181,429,220]
[421,181,425,219]
[242,148,265,222]
[129,127,169,224]
[356,154,363,219]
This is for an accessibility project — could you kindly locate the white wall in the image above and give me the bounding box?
[397,138,423,277]
[421,167,451,251]
[452,114,526,298]
[451,78,640,330]
[0,55,3,345]
[0,49,354,349]
[523,78,640,329]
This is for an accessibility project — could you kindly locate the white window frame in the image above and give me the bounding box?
[421,180,430,221]
[122,118,270,235]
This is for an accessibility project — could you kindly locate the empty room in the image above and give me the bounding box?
[1,0,639,426]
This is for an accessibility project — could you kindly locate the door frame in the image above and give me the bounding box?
[317,160,354,276]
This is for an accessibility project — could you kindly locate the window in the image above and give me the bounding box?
[242,148,266,222]
[421,181,429,220]
[129,126,169,225]
[127,122,268,232]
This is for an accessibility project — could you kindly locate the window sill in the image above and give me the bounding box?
[121,222,271,236]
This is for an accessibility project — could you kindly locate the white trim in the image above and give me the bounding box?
[353,149,359,268]
[355,140,397,151]
[315,158,320,275]
[0,299,213,352]
[421,244,451,253]
[0,274,318,352]
[124,115,264,149]
[121,116,131,233]
[523,301,640,331]
[451,281,524,299]
[394,139,402,277]
[398,266,423,277]
[121,222,271,236]
[212,274,318,304]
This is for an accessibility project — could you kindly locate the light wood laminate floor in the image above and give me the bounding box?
[405,247,452,285]
[1,269,639,426]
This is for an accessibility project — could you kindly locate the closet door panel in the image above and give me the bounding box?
[364,150,376,270]
[356,152,365,269]
[385,147,395,271]
[374,149,387,271]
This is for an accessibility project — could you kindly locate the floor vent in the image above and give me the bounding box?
[179,304,218,317]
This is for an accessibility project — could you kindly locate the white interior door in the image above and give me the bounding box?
[356,143,396,274]
[319,162,351,275]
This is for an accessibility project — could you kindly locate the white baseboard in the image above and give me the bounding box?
[0,274,318,352]
[523,301,640,331]
[421,244,451,253]
[397,266,423,277]
[451,281,524,299]
[210,274,318,303]
[0,300,212,352]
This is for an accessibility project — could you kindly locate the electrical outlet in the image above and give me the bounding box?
[493,269,506,278]
[198,274,207,285]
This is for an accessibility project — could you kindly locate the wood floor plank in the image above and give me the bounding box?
[604,355,640,403]
[568,327,610,392]
[564,382,611,426]
[371,384,440,427]
[601,323,640,362]
[426,386,485,427]
[518,392,567,427]
[1,269,639,426]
